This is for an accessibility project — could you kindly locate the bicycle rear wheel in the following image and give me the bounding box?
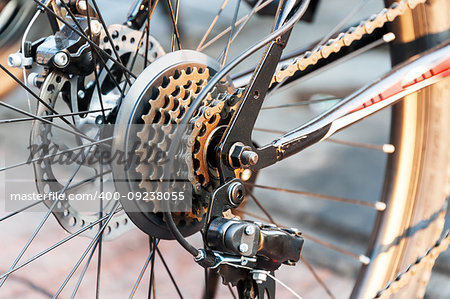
[352,0,450,297]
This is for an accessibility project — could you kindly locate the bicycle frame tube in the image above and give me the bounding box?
[254,41,450,169]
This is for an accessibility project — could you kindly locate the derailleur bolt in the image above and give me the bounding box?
[245,225,255,235]
[239,243,249,253]
[241,150,258,166]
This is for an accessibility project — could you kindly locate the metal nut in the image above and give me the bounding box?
[252,271,267,284]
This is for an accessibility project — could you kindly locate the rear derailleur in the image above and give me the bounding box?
[197,179,304,299]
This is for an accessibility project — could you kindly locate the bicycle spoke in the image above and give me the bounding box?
[220,0,242,66]
[144,4,151,69]
[85,4,107,123]
[326,138,395,153]
[217,0,263,62]
[0,200,44,222]
[0,109,112,125]
[313,0,370,51]
[166,0,182,51]
[302,232,370,265]
[244,187,277,224]
[52,202,120,298]
[66,170,112,192]
[261,97,341,110]
[0,211,115,280]
[148,237,157,299]
[95,163,104,299]
[300,256,336,299]
[253,127,395,154]
[239,200,371,264]
[227,283,237,299]
[129,239,160,299]
[70,240,100,299]
[89,0,133,85]
[0,97,96,143]
[198,0,274,51]
[156,247,183,299]
[196,0,231,51]
[0,63,94,139]
[0,143,96,287]
[245,183,387,211]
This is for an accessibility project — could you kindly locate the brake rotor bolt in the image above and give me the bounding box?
[90,20,102,36]
[27,73,39,87]
[54,52,69,67]
[239,243,249,253]
[241,150,258,166]
[245,225,255,235]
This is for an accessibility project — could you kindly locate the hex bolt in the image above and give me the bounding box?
[228,182,245,207]
[241,150,259,166]
[245,225,255,236]
[252,271,267,284]
[54,52,69,68]
[239,243,249,254]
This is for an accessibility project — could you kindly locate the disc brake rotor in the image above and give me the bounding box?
[31,25,164,240]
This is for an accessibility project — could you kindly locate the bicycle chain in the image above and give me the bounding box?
[271,0,427,87]
[374,230,450,298]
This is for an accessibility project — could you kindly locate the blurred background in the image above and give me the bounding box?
[0,0,449,298]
